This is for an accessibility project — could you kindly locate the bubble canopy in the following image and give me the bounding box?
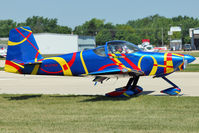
[106,40,141,54]
[93,40,141,57]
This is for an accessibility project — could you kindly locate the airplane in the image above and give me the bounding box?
[0,46,7,58]
[5,27,196,97]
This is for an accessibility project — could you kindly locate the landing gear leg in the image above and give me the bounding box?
[106,76,143,97]
[161,76,181,95]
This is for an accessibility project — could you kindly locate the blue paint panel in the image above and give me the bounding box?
[140,56,153,75]
[69,52,85,75]
[83,50,114,72]
[22,64,35,74]
[172,55,184,69]
[156,67,164,75]
[39,59,62,75]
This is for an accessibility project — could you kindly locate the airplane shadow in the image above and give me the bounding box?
[3,91,155,101]
[4,95,42,101]
[81,91,155,102]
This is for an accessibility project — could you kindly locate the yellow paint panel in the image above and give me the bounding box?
[45,57,72,76]
[158,65,166,67]
[80,51,88,74]
[20,27,32,33]
[172,53,184,57]
[123,93,130,97]
[149,56,158,76]
[166,60,173,66]
[10,61,24,68]
[4,65,20,73]
[8,38,27,46]
[166,68,174,73]
[175,91,180,94]
[164,53,168,61]
[31,64,40,75]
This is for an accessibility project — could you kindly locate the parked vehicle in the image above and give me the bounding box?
[184,44,191,51]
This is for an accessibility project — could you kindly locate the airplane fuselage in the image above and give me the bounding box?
[20,49,190,77]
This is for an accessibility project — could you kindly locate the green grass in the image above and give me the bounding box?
[170,51,199,57]
[0,57,5,60]
[0,95,199,133]
[42,54,61,58]
[183,64,199,72]
[0,67,4,71]
[0,40,7,45]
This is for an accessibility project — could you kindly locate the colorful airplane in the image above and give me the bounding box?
[5,27,196,97]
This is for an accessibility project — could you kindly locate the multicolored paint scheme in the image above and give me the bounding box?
[5,27,196,96]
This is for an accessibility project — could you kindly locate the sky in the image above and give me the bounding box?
[0,0,199,29]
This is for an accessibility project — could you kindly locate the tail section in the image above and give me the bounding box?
[5,27,43,73]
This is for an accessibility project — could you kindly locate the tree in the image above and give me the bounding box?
[115,25,139,44]
[18,16,72,34]
[96,29,112,45]
[73,18,104,36]
[0,20,16,37]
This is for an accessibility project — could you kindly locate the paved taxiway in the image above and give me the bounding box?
[0,71,198,96]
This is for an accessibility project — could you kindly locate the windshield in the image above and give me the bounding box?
[93,46,106,57]
[107,41,141,54]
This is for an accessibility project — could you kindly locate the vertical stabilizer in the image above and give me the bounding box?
[5,27,43,73]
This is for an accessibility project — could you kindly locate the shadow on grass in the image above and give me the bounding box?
[3,91,155,101]
[81,91,155,102]
[49,91,155,102]
[50,95,133,102]
[4,95,42,100]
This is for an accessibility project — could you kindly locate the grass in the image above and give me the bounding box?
[0,57,5,60]
[0,67,4,71]
[166,51,199,57]
[0,40,7,45]
[177,52,199,57]
[183,64,199,72]
[42,54,61,58]
[0,95,199,133]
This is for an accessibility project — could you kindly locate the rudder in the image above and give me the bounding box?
[5,27,43,73]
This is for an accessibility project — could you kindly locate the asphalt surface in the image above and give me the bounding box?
[0,71,199,96]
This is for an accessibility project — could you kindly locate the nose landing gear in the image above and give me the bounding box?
[160,76,181,96]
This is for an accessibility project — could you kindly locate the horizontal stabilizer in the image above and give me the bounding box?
[23,60,43,65]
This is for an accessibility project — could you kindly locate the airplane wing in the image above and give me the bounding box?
[87,67,144,76]
[83,67,144,83]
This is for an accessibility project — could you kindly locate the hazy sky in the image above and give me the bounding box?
[0,0,198,29]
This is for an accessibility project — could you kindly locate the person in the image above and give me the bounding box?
[115,46,123,54]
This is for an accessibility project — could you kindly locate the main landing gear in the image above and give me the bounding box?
[160,76,181,96]
[105,75,181,97]
[106,76,143,97]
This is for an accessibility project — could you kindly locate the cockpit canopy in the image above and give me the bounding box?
[107,41,141,54]
[93,40,141,57]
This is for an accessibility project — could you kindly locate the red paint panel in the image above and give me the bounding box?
[68,52,77,67]
[63,64,68,70]
[98,63,116,71]
[40,68,63,74]
[15,28,38,51]
[167,53,172,61]
[121,54,141,70]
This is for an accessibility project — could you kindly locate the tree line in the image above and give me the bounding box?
[0,15,199,46]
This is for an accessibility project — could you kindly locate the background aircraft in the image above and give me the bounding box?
[0,46,7,58]
[5,27,196,97]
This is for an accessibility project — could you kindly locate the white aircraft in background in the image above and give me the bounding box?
[0,46,7,58]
